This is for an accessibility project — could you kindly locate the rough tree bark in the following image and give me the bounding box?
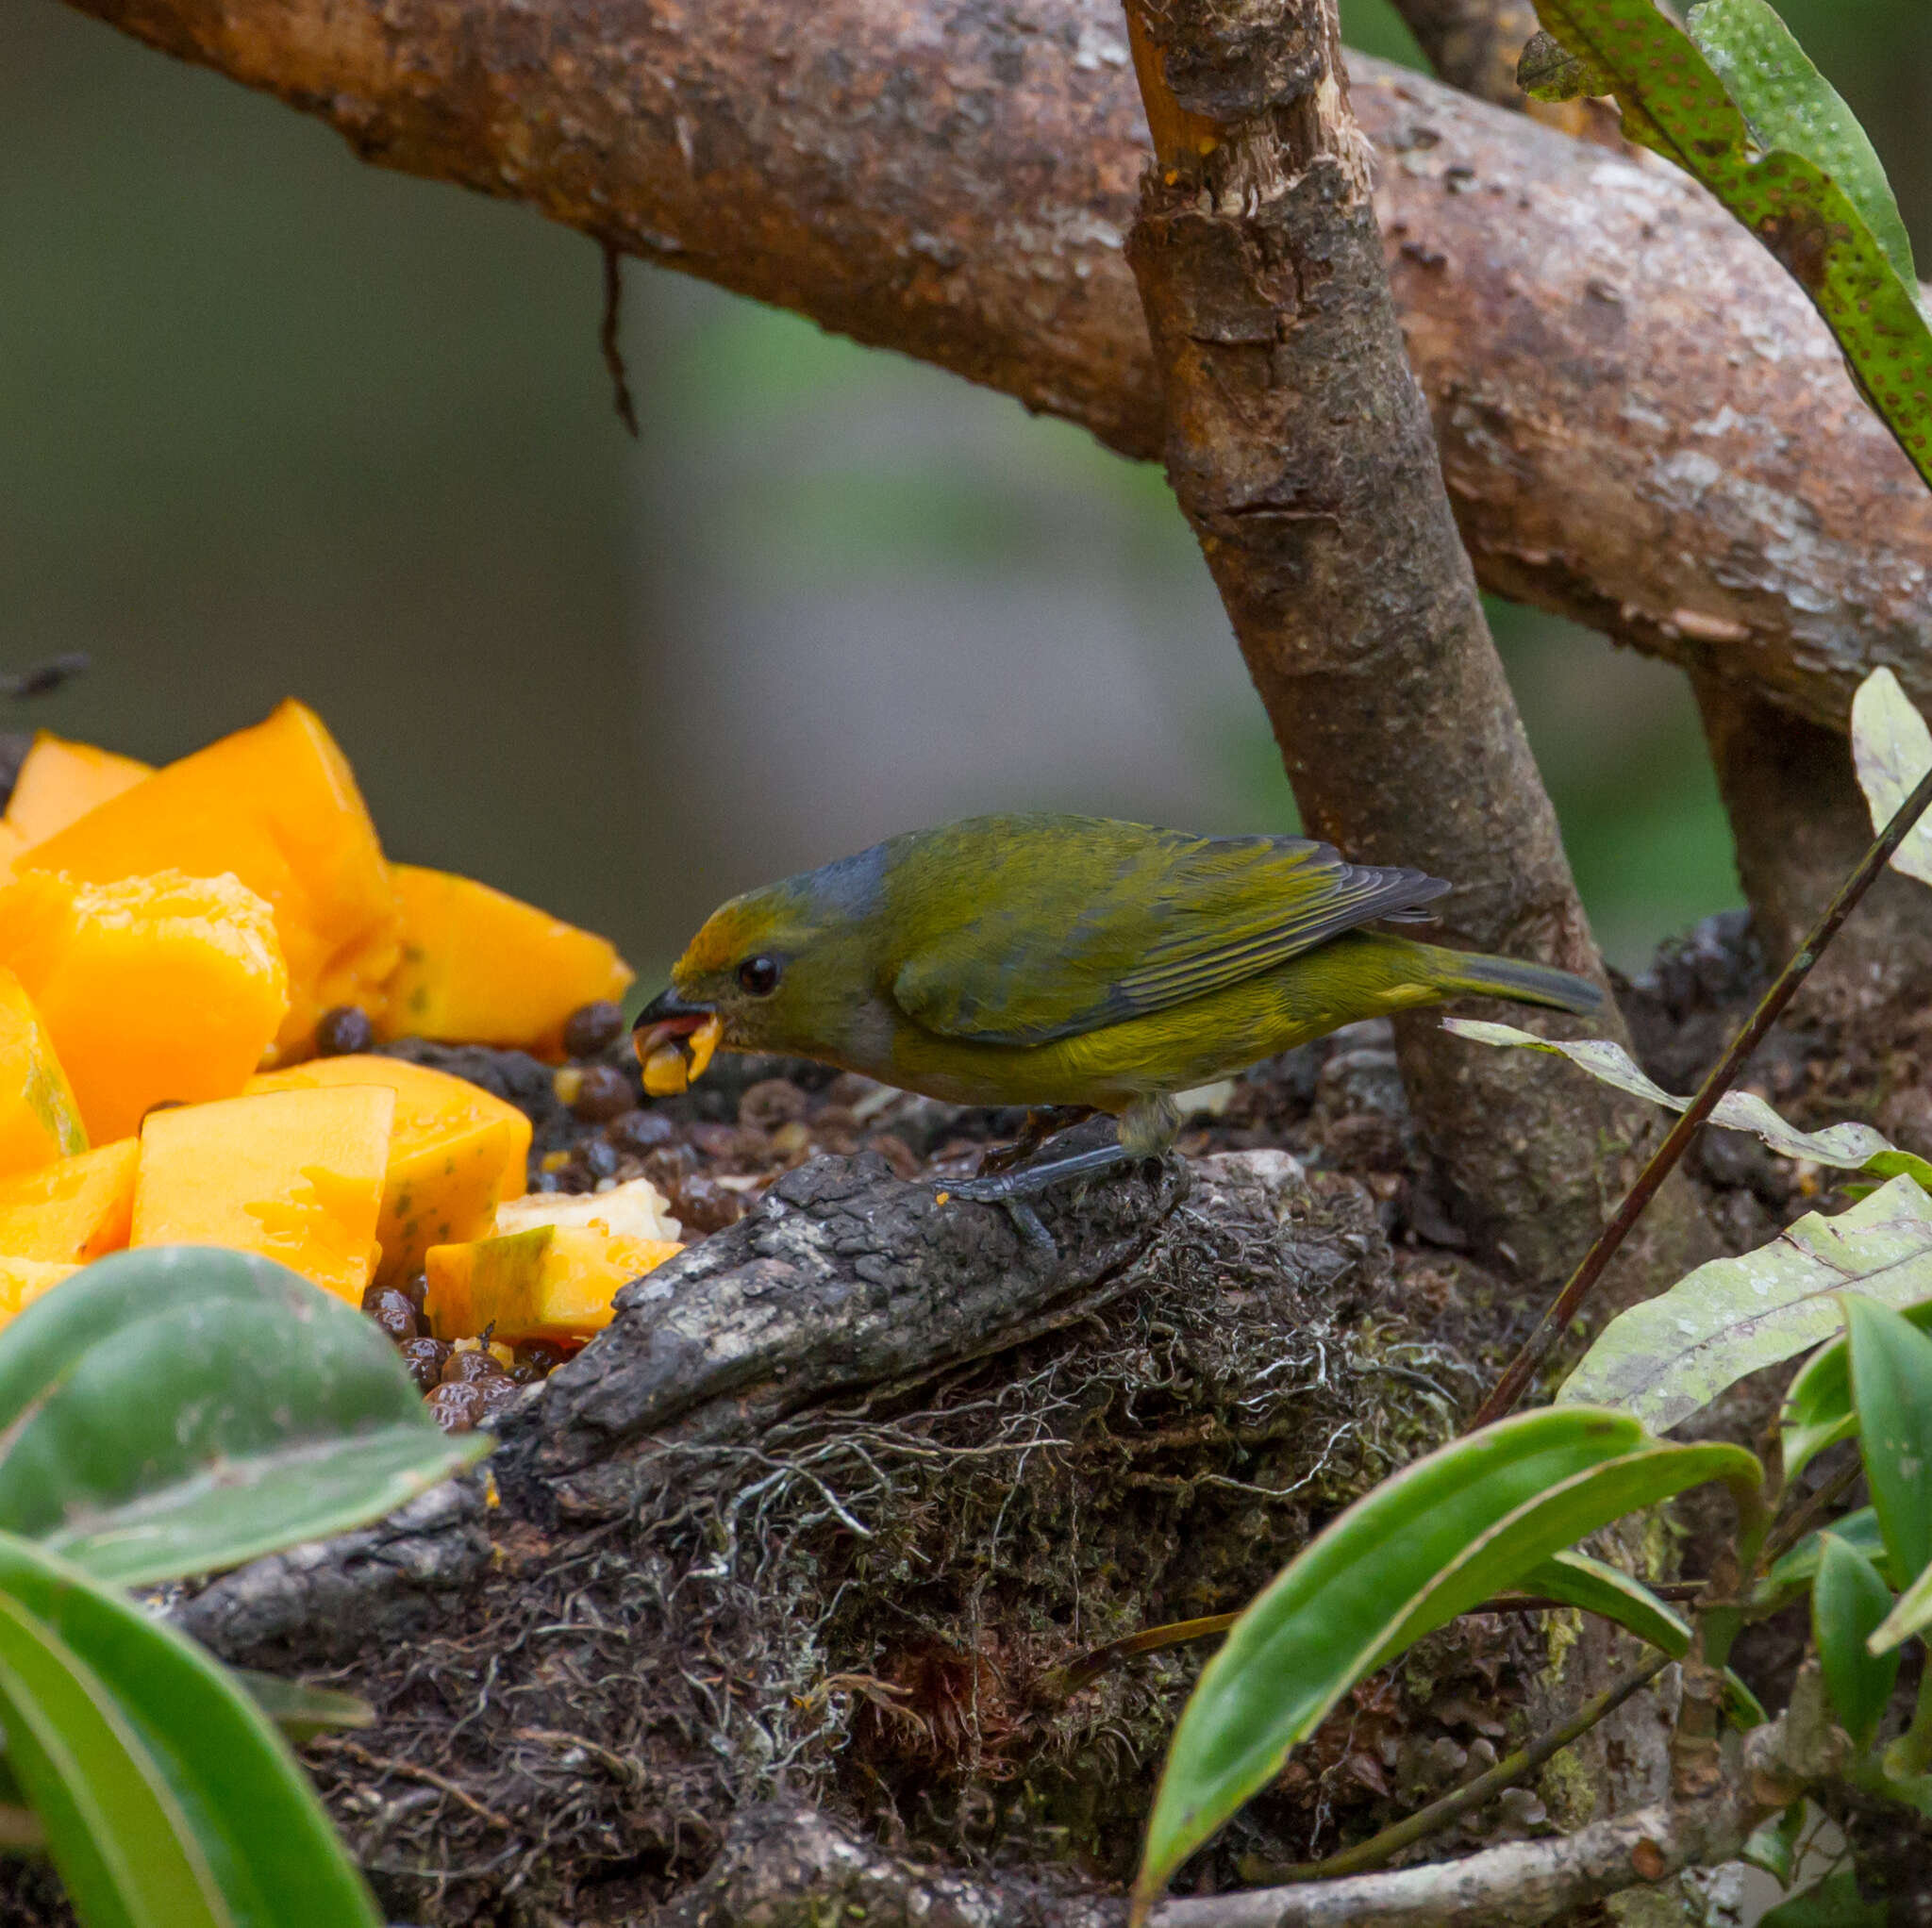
[59,0,1932,735]
[1115,0,1701,1279]
[1390,0,1542,107]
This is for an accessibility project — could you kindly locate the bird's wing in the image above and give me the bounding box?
[889,816,1450,1045]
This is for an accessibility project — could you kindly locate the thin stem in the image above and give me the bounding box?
[1758,1460,1865,1574]
[1471,760,1932,1431]
[1238,1649,1674,1886]
[1053,1585,1707,1693]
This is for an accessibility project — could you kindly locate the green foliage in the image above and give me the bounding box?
[1759,1509,1893,1603]
[1783,1300,1932,1483]
[1445,1019,1932,1187]
[0,1534,380,1927]
[1524,0,1932,485]
[0,1243,485,1584]
[1847,1299,1932,1588]
[1851,668,1932,889]
[1130,1409,1757,1916]
[0,1244,483,1926]
[1688,0,1917,286]
[1740,1801,1807,1888]
[1812,1535,1901,1748]
[1516,1550,1690,1655]
[1559,1178,1932,1429]
[1758,1869,1888,1928]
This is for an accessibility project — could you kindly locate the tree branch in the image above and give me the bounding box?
[1117,0,1702,1275]
[59,0,1932,736]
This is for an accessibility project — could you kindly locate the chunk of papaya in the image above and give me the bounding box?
[247,1054,531,1284]
[22,701,398,1052]
[378,865,632,1057]
[0,1138,139,1264]
[0,969,86,1176]
[3,734,153,847]
[424,1224,679,1343]
[0,870,290,1144]
[131,1084,395,1305]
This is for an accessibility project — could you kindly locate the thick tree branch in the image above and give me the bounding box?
[1117,0,1702,1276]
[58,0,1932,734]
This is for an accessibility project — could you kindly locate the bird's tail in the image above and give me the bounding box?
[1430,948,1604,1018]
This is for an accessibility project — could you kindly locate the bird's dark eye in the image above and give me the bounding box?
[737,955,782,997]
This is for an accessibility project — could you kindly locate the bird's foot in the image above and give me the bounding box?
[944,1140,1135,1203]
[976,1105,1098,1176]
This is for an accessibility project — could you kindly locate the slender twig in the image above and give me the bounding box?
[1757,1460,1865,1574]
[1237,1649,1674,1887]
[598,241,640,439]
[1471,760,1932,1430]
[1054,1584,1706,1693]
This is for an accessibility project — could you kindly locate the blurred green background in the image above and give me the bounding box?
[6,0,1928,978]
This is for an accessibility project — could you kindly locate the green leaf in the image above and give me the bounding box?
[1558,1177,1932,1431]
[1759,1507,1891,1604]
[0,1245,487,1584]
[1851,667,1932,890]
[230,1670,375,1744]
[1813,1535,1900,1749]
[1759,1868,1887,1928]
[1783,1300,1932,1484]
[1518,26,1614,100]
[1847,1297,1932,1587]
[1514,1550,1690,1656]
[1869,1551,1932,1656]
[0,1585,228,1928]
[0,1532,379,1927]
[1740,1800,1807,1887]
[1529,0,1932,488]
[1686,0,1916,287]
[1444,1020,1931,1185]
[1130,1408,1757,1915]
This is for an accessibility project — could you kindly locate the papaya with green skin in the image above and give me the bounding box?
[247,1055,531,1285]
[0,1139,139,1264]
[0,969,85,1176]
[425,1225,681,1343]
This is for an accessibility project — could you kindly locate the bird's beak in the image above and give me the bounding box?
[633,988,724,1096]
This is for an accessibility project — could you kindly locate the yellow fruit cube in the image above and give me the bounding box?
[0,1255,78,1329]
[247,1054,531,1285]
[132,1085,396,1305]
[0,1138,139,1264]
[3,734,153,847]
[23,701,398,1053]
[0,968,86,1177]
[424,1225,679,1344]
[378,865,633,1057]
[0,870,290,1145]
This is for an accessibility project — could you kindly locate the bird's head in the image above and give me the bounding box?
[633,852,890,1092]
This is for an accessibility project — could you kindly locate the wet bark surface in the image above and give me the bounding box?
[59,0,1932,731]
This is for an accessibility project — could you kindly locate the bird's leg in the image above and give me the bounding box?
[976,1105,1097,1175]
[944,1096,1178,1204]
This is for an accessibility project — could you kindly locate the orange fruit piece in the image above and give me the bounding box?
[3,734,153,847]
[0,1139,139,1264]
[0,870,289,1144]
[131,1085,396,1305]
[0,969,86,1177]
[247,1054,531,1285]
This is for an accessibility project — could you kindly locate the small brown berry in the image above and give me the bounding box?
[360,1284,420,1342]
[393,1271,429,1317]
[562,1000,625,1058]
[442,1347,508,1387]
[607,1108,673,1155]
[315,1006,375,1056]
[474,1376,523,1419]
[398,1337,452,1392]
[569,1064,634,1123]
[517,1339,569,1378]
[426,1382,483,1432]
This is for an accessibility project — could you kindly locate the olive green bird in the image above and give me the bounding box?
[635,814,1600,1198]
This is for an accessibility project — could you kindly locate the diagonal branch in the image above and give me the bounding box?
[57,0,1932,739]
